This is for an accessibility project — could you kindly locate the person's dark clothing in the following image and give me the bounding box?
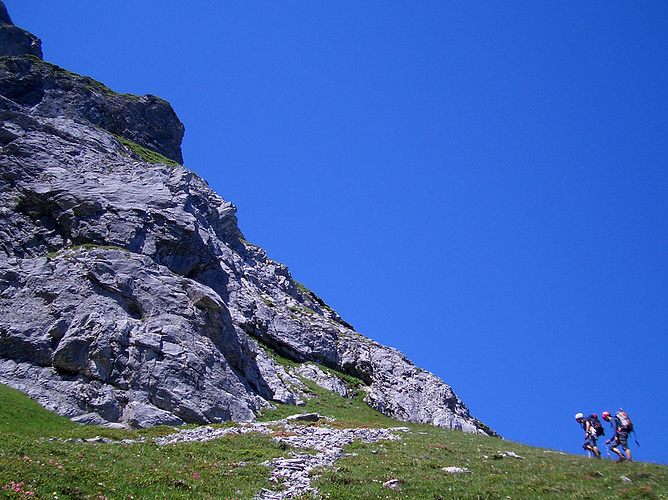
[609,415,629,449]
[581,419,599,452]
[583,434,598,450]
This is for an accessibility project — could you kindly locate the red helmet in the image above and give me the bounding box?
[602,411,611,419]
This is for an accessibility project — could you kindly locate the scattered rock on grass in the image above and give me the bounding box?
[442,467,471,474]
[383,479,401,489]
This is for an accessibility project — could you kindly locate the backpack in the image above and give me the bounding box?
[616,411,634,432]
[588,414,605,436]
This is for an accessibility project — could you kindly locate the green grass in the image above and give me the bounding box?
[0,385,283,499]
[314,428,668,499]
[115,136,181,167]
[1,382,666,500]
[0,384,78,438]
[258,377,395,427]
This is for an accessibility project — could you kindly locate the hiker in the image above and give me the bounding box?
[575,412,602,459]
[602,410,633,462]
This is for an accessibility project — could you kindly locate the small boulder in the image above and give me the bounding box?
[383,479,401,489]
[286,412,321,423]
[442,467,471,474]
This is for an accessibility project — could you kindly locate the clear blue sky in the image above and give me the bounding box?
[11,1,667,464]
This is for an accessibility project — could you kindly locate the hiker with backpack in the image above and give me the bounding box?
[575,412,603,459]
[602,410,634,462]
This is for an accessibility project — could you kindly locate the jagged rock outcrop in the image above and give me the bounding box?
[0,3,491,435]
[0,55,183,164]
[0,4,42,59]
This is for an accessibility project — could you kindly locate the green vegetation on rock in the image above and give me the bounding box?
[116,135,181,167]
[16,55,143,101]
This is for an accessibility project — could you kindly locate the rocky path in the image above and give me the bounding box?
[67,413,409,498]
[258,422,409,499]
[153,413,410,499]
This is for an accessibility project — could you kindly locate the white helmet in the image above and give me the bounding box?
[574,412,584,420]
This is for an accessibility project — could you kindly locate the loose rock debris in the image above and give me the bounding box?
[258,420,410,499]
[79,413,410,499]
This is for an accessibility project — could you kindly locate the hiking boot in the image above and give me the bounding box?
[618,456,626,462]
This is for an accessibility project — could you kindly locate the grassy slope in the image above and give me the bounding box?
[1,382,666,500]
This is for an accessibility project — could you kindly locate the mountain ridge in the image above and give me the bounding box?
[0,2,492,436]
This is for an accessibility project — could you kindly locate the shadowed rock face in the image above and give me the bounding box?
[0,4,491,435]
[0,56,184,164]
[0,3,11,25]
[0,2,42,59]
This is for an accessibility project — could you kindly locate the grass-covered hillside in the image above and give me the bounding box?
[1,380,666,500]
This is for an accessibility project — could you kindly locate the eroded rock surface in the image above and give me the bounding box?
[0,2,491,435]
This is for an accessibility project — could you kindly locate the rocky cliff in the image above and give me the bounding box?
[0,3,491,435]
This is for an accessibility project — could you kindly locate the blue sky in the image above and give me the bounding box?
[11,1,667,464]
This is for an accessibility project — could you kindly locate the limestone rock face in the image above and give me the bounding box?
[0,5,492,434]
[0,248,273,427]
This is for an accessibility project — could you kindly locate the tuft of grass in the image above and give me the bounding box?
[295,280,336,314]
[115,136,181,167]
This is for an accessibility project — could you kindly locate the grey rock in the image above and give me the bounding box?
[0,2,11,25]
[285,412,320,423]
[0,247,277,428]
[0,4,180,163]
[71,413,110,426]
[0,56,182,163]
[290,363,354,398]
[0,5,494,435]
[125,401,184,428]
[258,419,406,499]
[0,25,42,59]
[442,467,471,474]
[254,350,307,405]
[0,3,42,59]
[383,479,401,489]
